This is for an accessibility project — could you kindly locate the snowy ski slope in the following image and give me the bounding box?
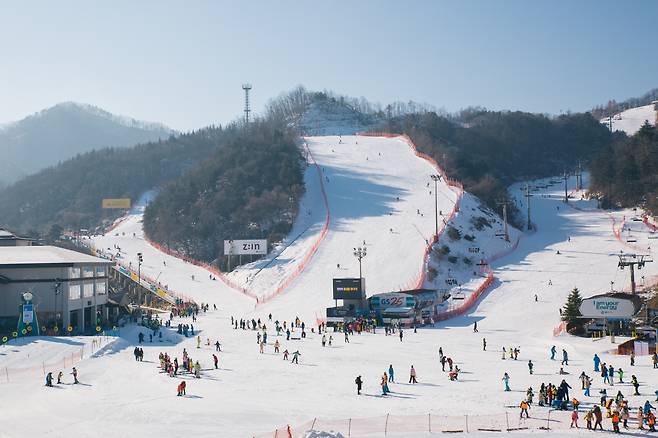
[94,135,459,319]
[3,137,658,438]
[601,103,657,135]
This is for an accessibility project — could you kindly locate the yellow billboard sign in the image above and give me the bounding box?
[102,198,131,209]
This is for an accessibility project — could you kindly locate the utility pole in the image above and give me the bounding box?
[137,252,143,310]
[617,253,652,294]
[496,200,510,242]
[563,171,569,203]
[524,183,532,231]
[430,175,441,239]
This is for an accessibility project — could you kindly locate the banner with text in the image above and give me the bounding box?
[224,239,268,255]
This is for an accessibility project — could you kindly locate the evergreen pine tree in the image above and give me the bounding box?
[562,287,583,324]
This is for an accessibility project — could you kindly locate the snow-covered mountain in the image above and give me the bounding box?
[0,102,175,185]
[600,102,657,135]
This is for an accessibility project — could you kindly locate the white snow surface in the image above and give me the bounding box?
[601,103,657,135]
[2,137,658,438]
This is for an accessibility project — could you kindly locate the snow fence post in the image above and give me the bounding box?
[428,413,431,433]
[506,412,510,432]
[546,409,551,430]
[348,418,351,436]
[311,418,317,431]
[465,414,469,433]
[385,413,389,435]
[5,367,8,382]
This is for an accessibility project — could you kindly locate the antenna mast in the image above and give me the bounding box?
[242,83,252,124]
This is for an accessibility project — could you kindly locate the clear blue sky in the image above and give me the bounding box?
[1,0,656,131]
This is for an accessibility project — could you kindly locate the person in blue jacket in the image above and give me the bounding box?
[593,354,601,372]
[644,400,655,415]
[388,364,395,383]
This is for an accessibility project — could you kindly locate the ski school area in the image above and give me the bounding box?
[1,135,658,438]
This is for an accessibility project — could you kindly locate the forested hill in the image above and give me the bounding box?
[590,122,658,213]
[0,127,226,234]
[591,88,658,120]
[0,102,174,186]
[380,110,613,211]
[143,119,303,265]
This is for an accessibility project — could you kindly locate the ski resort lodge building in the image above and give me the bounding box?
[0,245,112,334]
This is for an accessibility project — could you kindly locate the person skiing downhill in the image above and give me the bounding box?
[528,360,534,374]
[550,346,557,360]
[388,364,395,383]
[291,350,301,364]
[502,373,511,391]
[71,367,79,384]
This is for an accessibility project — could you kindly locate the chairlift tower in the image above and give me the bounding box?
[618,253,653,294]
[524,182,532,231]
[495,199,510,242]
[242,83,252,124]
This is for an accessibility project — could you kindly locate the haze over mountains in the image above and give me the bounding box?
[0,102,175,187]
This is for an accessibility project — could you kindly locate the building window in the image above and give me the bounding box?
[69,267,81,279]
[96,281,107,295]
[96,266,106,277]
[83,282,94,298]
[83,266,94,278]
[69,284,81,300]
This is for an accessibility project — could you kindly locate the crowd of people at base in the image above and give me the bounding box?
[510,345,658,432]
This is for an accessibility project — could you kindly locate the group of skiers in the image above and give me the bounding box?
[509,344,658,432]
[45,367,78,387]
[438,347,460,380]
[158,348,202,380]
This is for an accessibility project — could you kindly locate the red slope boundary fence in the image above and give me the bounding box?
[358,133,519,323]
[145,140,331,307]
[358,133,465,292]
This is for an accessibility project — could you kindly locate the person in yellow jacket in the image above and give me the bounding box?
[584,410,593,429]
[519,400,530,418]
[605,398,614,418]
[572,397,580,411]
